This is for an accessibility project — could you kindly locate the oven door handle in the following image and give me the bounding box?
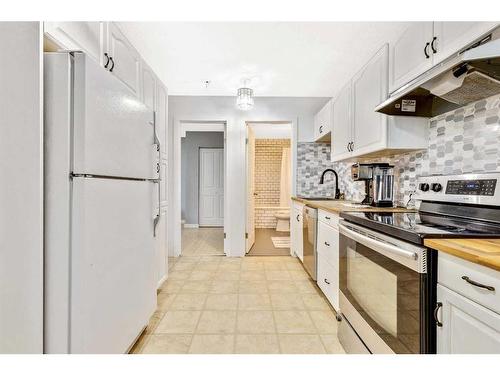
[339,223,418,260]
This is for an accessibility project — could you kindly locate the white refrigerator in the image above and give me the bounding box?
[44,52,159,353]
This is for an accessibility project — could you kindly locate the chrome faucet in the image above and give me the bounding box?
[319,169,341,199]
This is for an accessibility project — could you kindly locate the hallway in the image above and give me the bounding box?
[182,227,225,256]
[131,254,344,354]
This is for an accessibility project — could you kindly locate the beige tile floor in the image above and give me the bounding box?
[131,254,345,354]
[247,228,290,256]
[182,227,225,256]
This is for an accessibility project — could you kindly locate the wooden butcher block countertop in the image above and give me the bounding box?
[291,196,415,214]
[424,238,500,272]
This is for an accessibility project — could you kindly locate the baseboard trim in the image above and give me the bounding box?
[184,223,199,228]
[156,274,168,290]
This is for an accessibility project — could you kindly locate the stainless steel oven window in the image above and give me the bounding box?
[339,233,424,354]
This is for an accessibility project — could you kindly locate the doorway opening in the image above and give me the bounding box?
[180,126,225,257]
[246,122,292,256]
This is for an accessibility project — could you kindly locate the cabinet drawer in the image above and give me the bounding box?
[438,252,500,314]
[318,209,339,229]
[317,253,339,310]
[317,221,339,270]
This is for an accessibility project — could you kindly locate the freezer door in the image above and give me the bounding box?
[70,177,156,353]
[71,53,157,179]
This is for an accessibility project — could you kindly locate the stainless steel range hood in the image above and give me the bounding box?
[375,27,500,118]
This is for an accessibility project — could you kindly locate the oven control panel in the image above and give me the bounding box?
[445,179,497,196]
[416,173,500,205]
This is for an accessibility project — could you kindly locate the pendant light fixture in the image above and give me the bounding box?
[236,79,254,111]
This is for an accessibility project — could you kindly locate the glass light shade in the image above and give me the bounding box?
[236,87,254,110]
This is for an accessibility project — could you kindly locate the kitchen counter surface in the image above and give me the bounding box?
[424,238,500,272]
[292,196,415,214]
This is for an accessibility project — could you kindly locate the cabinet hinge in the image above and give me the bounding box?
[246,138,248,145]
[245,232,248,239]
[224,232,227,239]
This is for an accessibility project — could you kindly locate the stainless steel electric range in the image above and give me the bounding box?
[337,173,500,354]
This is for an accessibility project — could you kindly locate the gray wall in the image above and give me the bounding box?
[181,131,225,224]
[0,22,43,353]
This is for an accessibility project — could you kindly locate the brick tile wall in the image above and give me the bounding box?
[254,139,291,228]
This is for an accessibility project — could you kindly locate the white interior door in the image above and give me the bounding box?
[246,126,256,253]
[199,148,224,227]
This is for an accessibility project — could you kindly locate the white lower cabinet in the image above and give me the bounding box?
[316,210,339,312]
[291,202,303,261]
[317,253,339,312]
[437,284,500,354]
[436,253,500,354]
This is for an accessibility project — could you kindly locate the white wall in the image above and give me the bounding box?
[250,122,292,139]
[0,22,43,353]
[168,96,328,257]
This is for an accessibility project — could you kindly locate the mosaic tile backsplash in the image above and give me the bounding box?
[297,93,500,207]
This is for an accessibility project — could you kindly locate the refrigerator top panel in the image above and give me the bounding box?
[47,52,157,180]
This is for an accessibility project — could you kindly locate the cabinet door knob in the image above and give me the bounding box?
[324,278,330,285]
[109,57,115,72]
[296,214,300,222]
[104,53,110,69]
[319,125,323,133]
[347,143,350,152]
[434,302,443,327]
[325,216,330,220]
[431,36,437,54]
[424,42,430,59]
[324,241,330,247]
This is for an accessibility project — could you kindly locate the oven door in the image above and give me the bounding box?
[338,221,431,354]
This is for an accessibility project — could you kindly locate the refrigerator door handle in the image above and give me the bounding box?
[150,111,162,237]
[152,178,161,237]
[150,112,161,156]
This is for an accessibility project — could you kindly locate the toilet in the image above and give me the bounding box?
[274,210,290,232]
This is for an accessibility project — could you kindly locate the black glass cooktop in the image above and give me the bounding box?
[340,211,500,245]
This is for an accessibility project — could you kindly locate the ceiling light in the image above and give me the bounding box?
[236,79,254,111]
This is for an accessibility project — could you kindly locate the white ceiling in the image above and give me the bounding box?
[118,22,408,97]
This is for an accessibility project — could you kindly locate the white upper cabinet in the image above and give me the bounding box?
[352,44,388,154]
[314,99,333,142]
[331,44,428,162]
[141,62,156,111]
[389,22,434,93]
[432,22,499,64]
[44,22,106,66]
[390,22,499,93]
[331,83,352,160]
[106,22,142,97]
